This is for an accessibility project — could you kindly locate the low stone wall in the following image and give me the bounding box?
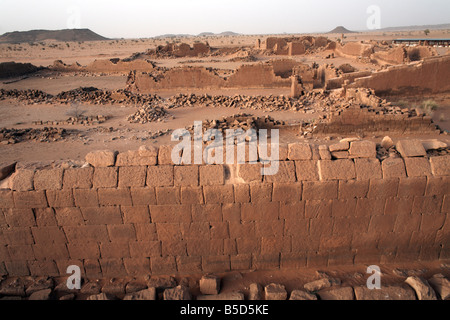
[1,140,449,278]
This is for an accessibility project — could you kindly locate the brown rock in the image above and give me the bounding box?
[427,274,450,300]
[28,288,52,300]
[318,287,354,300]
[87,292,113,300]
[123,287,156,300]
[197,292,245,300]
[304,278,332,292]
[429,155,450,176]
[405,276,437,300]
[329,141,349,152]
[85,150,117,167]
[396,140,427,158]
[354,285,416,300]
[0,162,16,180]
[249,283,263,300]
[289,290,317,300]
[264,283,287,300]
[349,141,377,158]
[163,285,191,300]
[199,274,221,295]
[288,143,312,160]
[381,136,394,149]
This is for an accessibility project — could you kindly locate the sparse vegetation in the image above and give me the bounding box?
[419,99,439,116]
[424,29,430,36]
[66,103,87,119]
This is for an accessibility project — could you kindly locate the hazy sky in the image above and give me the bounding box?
[0,0,449,38]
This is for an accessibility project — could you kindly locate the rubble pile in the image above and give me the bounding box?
[0,89,52,104]
[32,115,109,126]
[127,106,172,124]
[0,127,68,144]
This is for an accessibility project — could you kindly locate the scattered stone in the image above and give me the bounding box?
[197,292,245,300]
[123,287,156,300]
[264,283,287,300]
[0,162,16,180]
[318,145,332,160]
[87,293,113,300]
[59,294,75,300]
[396,140,427,158]
[28,288,52,300]
[102,279,126,296]
[249,283,263,300]
[318,287,354,300]
[80,281,102,295]
[422,139,447,151]
[349,140,377,158]
[199,275,221,295]
[85,150,117,167]
[289,290,317,300]
[125,281,148,294]
[381,136,394,149]
[304,278,332,292]
[0,278,26,296]
[405,276,437,300]
[329,141,349,152]
[427,274,450,300]
[354,285,416,300]
[25,277,54,295]
[163,285,191,300]
[147,276,177,290]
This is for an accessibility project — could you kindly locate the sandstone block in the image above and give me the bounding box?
[85,150,116,167]
[123,288,156,300]
[430,155,450,176]
[181,186,204,204]
[396,140,426,158]
[318,160,356,180]
[197,292,244,300]
[0,162,16,181]
[158,145,174,165]
[289,290,317,300]
[0,190,14,208]
[34,168,63,190]
[249,283,263,300]
[318,287,354,300]
[146,165,174,187]
[73,188,98,207]
[199,165,225,185]
[93,167,118,188]
[272,183,301,203]
[427,274,450,300]
[349,140,377,158]
[155,187,181,205]
[63,167,93,189]
[237,163,262,183]
[304,278,332,292]
[203,185,233,204]
[130,187,156,206]
[10,169,34,191]
[234,184,250,203]
[118,166,146,187]
[13,191,48,208]
[318,145,331,160]
[405,276,437,300]
[354,158,381,180]
[97,188,132,206]
[288,143,312,160]
[199,274,221,295]
[174,165,199,186]
[329,141,349,152]
[382,157,406,178]
[303,181,338,200]
[295,160,319,181]
[264,283,287,300]
[116,146,157,166]
[264,161,296,183]
[404,157,432,177]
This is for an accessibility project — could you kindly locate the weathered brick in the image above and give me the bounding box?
[99,259,127,277]
[199,165,225,185]
[384,197,413,215]
[382,157,406,179]
[151,205,191,225]
[280,253,306,269]
[279,202,305,220]
[63,167,93,189]
[256,220,284,238]
[100,242,130,259]
[146,165,174,187]
[130,187,156,206]
[319,145,332,160]
[73,188,98,207]
[34,168,64,190]
[3,208,36,227]
[354,158,382,180]
[0,190,14,208]
[272,183,302,203]
[425,176,450,196]
[412,196,443,215]
[151,256,177,274]
[161,240,187,256]
[331,199,357,217]
[429,155,450,176]
[349,140,377,158]
[54,207,84,226]
[83,259,102,279]
[396,140,427,158]
[2,227,33,245]
[8,245,35,260]
[264,161,296,183]
[420,214,446,233]
[155,187,181,205]
[46,189,74,207]
[398,177,427,197]
[309,217,333,236]
[156,223,182,240]
[368,215,396,233]
[291,235,320,252]
[33,243,69,260]
[192,204,221,222]
[10,169,34,191]
[318,160,356,180]
[31,226,67,244]
[63,225,110,242]
[116,146,157,166]
[203,185,234,204]
[123,257,150,276]
[338,180,369,199]
[133,223,157,241]
[85,150,117,167]
[81,206,122,225]
[13,191,48,208]
[157,145,174,165]
[252,253,280,270]
[234,184,250,203]
[174,165,199,186]
[241,202,279,221]
[229,221,255,238]
[224,238,237,255]
[208,221,229,239]
[250,183,272,202]
[355,198,385,217]
[329,141,349,152]
[404,157,432,177]
[304,200,332,218]
[67,243,100,259]
[186,239,214,256]
[288,143,312,160]
[129,241,161,258]
[302,181,338,200]
[93,167,118,188]
[236,163,262,183]
[367,179,399,199]
[122,206,150,224]
[176,256,202,274]
[236,237,260,254]
[333,216,370,235]
[222,203,241,222]
[230,254,252,270]
[393,214,421,233]
[118,166,146,187]
[180,186,204,204]
[27,260,59,277]
[4,261,30,276]
[295,160,319,181]
[34,208,57,226]
[107,224,136,242]
[98,188,132,206]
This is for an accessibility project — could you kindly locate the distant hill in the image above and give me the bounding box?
[378,23,450,32]
[328,26,357,34]
[155,31,241,38]
[0,29,108,43]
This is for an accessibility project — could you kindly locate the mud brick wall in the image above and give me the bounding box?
[0,141,449,279]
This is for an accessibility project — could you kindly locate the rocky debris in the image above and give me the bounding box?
[127,106,172,124]
[381,136,394,149]
[102,278,126,296]
[405,276,437,300]
[427,274,450,300]
[163,285,191,300]
[0,127,68,144]
[199,275,221,295]
[125,281,148,294]
[289,290,318,300]
[264,283,287,300]
[87,292,114,300]
[0,162,16,180]
[147,276,177,291]
[396,140,427,158]
[354,285,416,300]
[0,278,26,296]
[249,283,263,300]
[123,287,156,300]
[0,88,52,104]
[25,277,54,296]
[304,278,332,292]
[197,292,245,300]
[28,289,52,300]
[80,281,102,295]
[32,115,109,126]
[317,287,354,300]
